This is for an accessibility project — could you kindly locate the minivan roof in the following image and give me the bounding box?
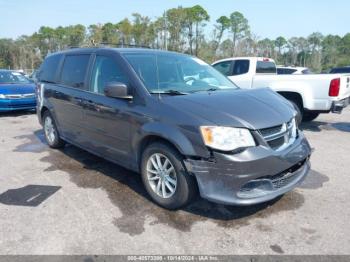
[45,47,189,57]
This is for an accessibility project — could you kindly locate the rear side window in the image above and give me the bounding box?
[256,61,276,74]
[232,60,249,75]
[213,61,232,76]
[39,54,62,83]
[60,55,90,89]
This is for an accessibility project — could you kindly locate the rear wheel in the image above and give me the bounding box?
[141,142,197,209]
[42,111,65,148]
[303,112,320,122]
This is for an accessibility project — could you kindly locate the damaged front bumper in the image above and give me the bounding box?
[184,132,311,206]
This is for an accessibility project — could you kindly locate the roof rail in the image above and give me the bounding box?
[67,42,151,49]
[98,42,151,49]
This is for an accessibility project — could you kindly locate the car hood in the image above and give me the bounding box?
[0,83,35,94]
[161,88,295,130]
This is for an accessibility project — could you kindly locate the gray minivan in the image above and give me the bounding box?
[36,48,311,209]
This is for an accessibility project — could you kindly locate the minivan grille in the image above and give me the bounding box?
[259,119,297,151]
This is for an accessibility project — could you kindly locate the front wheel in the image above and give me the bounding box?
[141,142,197,209]
[42,111,65,148]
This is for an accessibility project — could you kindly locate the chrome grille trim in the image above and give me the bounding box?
[4,93,35,99]
[259,118,297,151]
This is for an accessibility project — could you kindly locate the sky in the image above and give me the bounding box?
[0,0,348,40]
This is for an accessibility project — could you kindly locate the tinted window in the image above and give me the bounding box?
[277,68,297,74]
[301,69,312,74]
[39,54,61,83]
[213,61,232,76]
[256,61,276,74]
[60,55,90,89]
[90,56,129,94]
[232,60,250,75]
[330,67,350,74]
[277,68,285,74]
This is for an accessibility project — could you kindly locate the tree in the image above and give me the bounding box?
[67,24,86,47]
[274,36,287,63]
[117,19,133,46]
[132,13,151,46]
[2,7,350,73]
[88,24,103,45]
[307,32,323,70]
[257,38,275,58]
[191,5,210,56]
[229,11,249,56]
[101,23,118,43]
[321,35,341,70]
[213,16,230,57]
[275,37,287,55]
[165,7,187,51]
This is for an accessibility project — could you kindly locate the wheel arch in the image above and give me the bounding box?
[278,91,304,109]
[132,123,207,172]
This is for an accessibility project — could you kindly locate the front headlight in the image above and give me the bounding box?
[0,94,6,99]
[200,126,256,151]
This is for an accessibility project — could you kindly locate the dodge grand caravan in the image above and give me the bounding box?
[36,48,311,209]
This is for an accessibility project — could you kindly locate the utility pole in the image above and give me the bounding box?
[163,11,167,50]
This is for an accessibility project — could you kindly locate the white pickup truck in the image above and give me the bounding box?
[212,57,350,122]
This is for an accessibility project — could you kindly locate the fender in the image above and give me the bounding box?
[131,121,210,170]
[268,81,312,109]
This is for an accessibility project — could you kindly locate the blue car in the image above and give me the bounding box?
[0,70,36,112]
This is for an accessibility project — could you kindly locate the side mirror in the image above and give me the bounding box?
[104,82,132,99]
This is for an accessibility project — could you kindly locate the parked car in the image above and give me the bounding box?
[0,70,36,112]
[212,57,350,123]
[329,66,350,74]
[277,66,312,75]
[36,48,311,209]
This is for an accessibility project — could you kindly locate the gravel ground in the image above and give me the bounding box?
[0,108,349,255]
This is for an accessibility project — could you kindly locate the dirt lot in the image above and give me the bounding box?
[0,108,349,255]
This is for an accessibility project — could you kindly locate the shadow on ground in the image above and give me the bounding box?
[300,120,350,133]
[0,185,61,207]
[13,130,328,236]
[0,110,36,118]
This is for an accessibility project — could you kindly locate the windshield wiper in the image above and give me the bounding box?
[206,88,219,92]
[150,90,188,96]
[191,87,219,93]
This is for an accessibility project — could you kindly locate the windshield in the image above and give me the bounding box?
[0,71,31,84]
[123,53,238,93]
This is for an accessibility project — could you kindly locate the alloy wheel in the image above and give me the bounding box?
[146,153,177,198]
[44,116,56,145]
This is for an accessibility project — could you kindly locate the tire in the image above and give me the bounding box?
[289,100,303,125]
[42,111,65,148]
[140,142,197,210]
[302,112,320,122]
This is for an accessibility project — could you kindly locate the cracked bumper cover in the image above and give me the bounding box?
[184,132,311,206]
